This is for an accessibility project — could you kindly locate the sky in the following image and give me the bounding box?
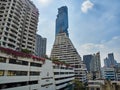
[31,0,120,66]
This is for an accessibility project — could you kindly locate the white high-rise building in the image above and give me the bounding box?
[0,0,39,53]
[51,33,87,82]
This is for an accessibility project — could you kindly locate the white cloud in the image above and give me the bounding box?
[78,36,120,66]
[80,43,104,51]
[31,0,53,7]
[81,0,94,13]
[39,0,52,5]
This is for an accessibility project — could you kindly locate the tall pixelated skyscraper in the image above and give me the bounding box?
[55,6,69,37]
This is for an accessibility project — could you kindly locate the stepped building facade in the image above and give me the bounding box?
[51,6,87,82]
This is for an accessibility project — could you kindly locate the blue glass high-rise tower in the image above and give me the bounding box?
[56,6,69,37]
[104,53,117,67]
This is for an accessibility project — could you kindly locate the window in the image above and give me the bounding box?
[75,65,78,68]
[8,18,11,22]
[30,72,40,76]
[2,23,5,25]
[96,88,100,90]
[29,81,38,85]
[0,81,38,89]
[11,7,14,10]
[0,15,3,18]
[4,32,8,35]
[42,77,53,80]
[0,56,6,63]
[60,72,64,74]
[7,71,27,76]
[41,83,53,87]
[9,59,28,66]
[30,62,42,67]
[91,88,94,90]
[6,27,9,31]
[56,80,71,86]
[54,72,59,75]
[7,23,10,26]
[2,42,6,46]
[4,37,7,41]
[0,70,4,76]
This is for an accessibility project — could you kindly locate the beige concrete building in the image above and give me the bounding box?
[0,0,39,53]
[51,33,87,82]
[87,80,120,90]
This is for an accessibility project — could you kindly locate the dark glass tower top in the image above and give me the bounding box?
[55,6,69,37]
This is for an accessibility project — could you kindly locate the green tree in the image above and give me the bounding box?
[72,79,85,90]
[21,49,32,54]
[51,57,59,61]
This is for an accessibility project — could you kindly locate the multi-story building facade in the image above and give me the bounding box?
[104,53,117,68]
[102,67,116,80]
[87,80,105,90]
[83,55,93,72]
[101,66,120,81]
[35,34,46,57]
[53,61,74,90]
[51,33,87,82]
[87,80,120,90]
[0,0,39,53]
[0,46,74,90]
[83,52,101,80]
[55,6,69,37]
[90,52,101,79]
[51,6,87,83]
[115,67,120,81]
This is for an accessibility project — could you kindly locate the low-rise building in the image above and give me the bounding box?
[87,80,105,90]
[0,47,75,90]
[115,67,120,81]
[53,61,74,90]
[87,80,120,90]
[102,67,116,80]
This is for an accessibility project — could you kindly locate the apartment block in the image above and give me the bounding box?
[102,67,116,80]
[101,66,120,81]
[0,0,39,53]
